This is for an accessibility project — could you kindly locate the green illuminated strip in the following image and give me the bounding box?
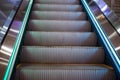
[4,0,33,80]
[81,0,120,78]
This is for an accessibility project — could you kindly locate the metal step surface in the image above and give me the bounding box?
[34,0,80,4]
[24,31,97,46]
[12,0,117,79]
[33,4,83,11]
[20,46,105,64]
[30,11,87,20]
[14,64,116,80]
[28,20,91,32]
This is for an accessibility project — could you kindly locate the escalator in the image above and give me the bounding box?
[9,0,118,79]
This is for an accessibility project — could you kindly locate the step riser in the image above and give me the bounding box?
[24,32,97,46]
[28,20,91,32]
[33,4,83,11]
[20,47,105,64]
[30,11,87,20]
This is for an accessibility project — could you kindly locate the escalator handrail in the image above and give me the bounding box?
[81,0,120,79]
[3,0,33,80]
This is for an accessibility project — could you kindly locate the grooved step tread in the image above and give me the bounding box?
[13,0,117,79]
[20,46,105,64]
[28,20,91,32]
[24,32,97,46]
[15,64,116,80]
[34,0,80,4]
[30,11,86,20]
[33,4,83,11]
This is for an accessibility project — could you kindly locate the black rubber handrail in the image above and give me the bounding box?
[81,0,120,79]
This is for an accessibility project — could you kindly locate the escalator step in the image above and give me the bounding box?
[14,64,116,80]
[28,20,91,32]
[20,46,105,64]
[24,32,97,46]
[34,0,80,4]
[33,4,83,11]
[30,11,86,20]
[12,0,117,79]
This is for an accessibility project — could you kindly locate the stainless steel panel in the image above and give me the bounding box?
[94,0,120,35]
[0,0,22,44]
[87,0,120,56]
[0,0,29,79]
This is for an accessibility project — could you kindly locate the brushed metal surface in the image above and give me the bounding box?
[0,0,22,44]
[0,0,29,79]
[87,0,120,56]
[1,0,120,79]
